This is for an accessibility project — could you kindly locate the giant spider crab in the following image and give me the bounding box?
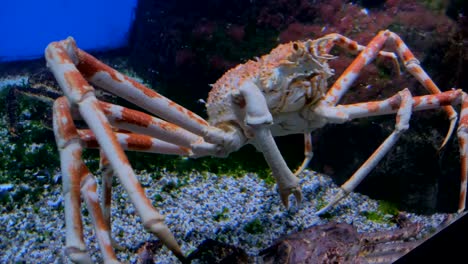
[45,30,467,263]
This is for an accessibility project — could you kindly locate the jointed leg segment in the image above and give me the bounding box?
[316,89,468,214]
[316,89,413,215]
[322,30,457,146]
[294,133,313,176]
[53,97,118,263]
[234,80,302,207]
[47,36,250,263]
[48,39,192,262]
[312,30,466,214]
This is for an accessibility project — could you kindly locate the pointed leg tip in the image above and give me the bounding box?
[315,188,348,216]
[279,187,302,209]
[176,253,188,263]
[440,114,458,149]
[144,220,184,261]
[293,188,303,204]
[315,205,330,216]
[280,194,290,209]
[65,247,93,264]
[315,201,336,216]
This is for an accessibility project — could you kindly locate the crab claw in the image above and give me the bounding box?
[279,185,303,208]
[237,81,302,208]
[253,126,302,208]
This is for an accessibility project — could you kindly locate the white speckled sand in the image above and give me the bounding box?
[0,170,448,263]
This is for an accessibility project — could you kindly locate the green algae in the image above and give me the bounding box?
[360,200,400,224]
[213,207,230,222]
[244,218,265,234]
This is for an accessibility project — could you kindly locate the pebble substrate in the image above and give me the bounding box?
[0,170,448,263]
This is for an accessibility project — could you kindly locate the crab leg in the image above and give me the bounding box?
[315,89,468,213]
[78,129,192,155]
[46,40,184,261]
[317,89,413,215]
[294,133,313,176]
[98,150,130,251]
[98,102,200,146]
[81,169,119,264]
[72,101,221,157]
[95,102,220,157]
[57,37,234,148]
[322,30,457,147]
[99,151,116,248]
[55,36,245,155]
[458,93,468,212]
[53,97,117,263]
[235,80,302,207]
[324,89,463,120]
[317,33,401,74]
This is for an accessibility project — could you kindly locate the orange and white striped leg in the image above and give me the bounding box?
[316,89,413,215]
[294,133,313,176]
[78,129,192,156]
[390,31,457,147]
[99,151,113,240]
[76,96,184,260]
[53,97,117,263]
[98,151,125,250]
[52,37,243,155]
[54,98,184,262]
[315,89,468,214]
[81,167,120,264]
[96,102,221,157]
[317,32,401,74]
[67,38,229,146]
[47,39,184,262]
[457,93,468,212]
[322,30,457,146]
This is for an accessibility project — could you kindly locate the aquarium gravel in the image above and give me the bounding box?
[0,169,449,263]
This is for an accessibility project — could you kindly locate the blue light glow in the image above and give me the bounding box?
[0,0,137,62]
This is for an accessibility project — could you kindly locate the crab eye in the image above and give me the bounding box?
[293,43,299,51]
